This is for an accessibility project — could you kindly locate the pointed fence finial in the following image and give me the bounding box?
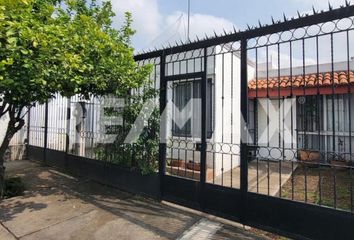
[213,30,218,37]
[271,16,275,24]
[258,20,262,28]
[312,6,317,14]
[283,13,288,21]
[346,0,351,6]
[297,11,302,18]
[328,2,333,10]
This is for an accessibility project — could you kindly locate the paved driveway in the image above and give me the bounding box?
[0,160,278,240]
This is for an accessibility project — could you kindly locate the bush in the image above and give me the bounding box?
[94,88,159,175]
[4,177,25,198]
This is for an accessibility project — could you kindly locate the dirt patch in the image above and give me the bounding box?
[281,165,354,211]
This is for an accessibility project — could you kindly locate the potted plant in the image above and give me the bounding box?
[330,155,348,170]
[297,100,321,167]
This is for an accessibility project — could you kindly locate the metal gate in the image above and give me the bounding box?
[162,70,206,207]
[135,5,354,239]
[157,46,246,219]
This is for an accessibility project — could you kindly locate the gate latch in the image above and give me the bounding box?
[196,143,202,151]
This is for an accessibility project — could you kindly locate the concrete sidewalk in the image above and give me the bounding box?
[0,161,278,240]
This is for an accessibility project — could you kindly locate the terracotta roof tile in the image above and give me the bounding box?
[248,71,354,90]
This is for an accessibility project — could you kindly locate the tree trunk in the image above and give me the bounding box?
[0,126,13,198]
[0,116,24,198]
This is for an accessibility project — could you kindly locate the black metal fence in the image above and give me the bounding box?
[13,4,354,240]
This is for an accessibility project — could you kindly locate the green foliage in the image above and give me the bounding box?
[0,0,150,110]
[0,0,158,175]
[95,86,160,175]
[0,0,153,176]
[4,177,25,198]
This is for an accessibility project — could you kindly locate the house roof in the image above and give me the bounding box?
[248,71,354,90]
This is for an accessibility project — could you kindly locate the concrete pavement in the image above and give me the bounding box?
[0,160,278,240]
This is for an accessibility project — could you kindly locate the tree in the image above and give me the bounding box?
[0,0,151,197]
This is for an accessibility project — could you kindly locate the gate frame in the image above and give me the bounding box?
[159,67,208,209]
[135,5,354,240]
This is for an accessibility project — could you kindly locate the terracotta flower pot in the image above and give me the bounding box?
[298,150,320,162]
[298,150,320,167]
[170,159,185,168]
[330,160,348,171]
[186,162,201,171]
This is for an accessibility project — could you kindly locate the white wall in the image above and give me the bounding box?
[1,112,28,147]
[0,110,28,161]
[47,95,68,151]
[211,46,255,175]
[29,104,46,147]
[0,114,9,146]
[256,98,297,161]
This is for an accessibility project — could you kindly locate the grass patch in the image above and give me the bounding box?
[4,177,25,198]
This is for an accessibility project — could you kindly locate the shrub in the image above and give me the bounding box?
[4,177,25,198]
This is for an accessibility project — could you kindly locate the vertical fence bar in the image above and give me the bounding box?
[277,43,282,198]
[26,107,31,159]
[289,41,295,201]
[255,47,259,193]
[43,101,49,163]
[302,38,308,203]
[316,35,322,206]
[221,52,225,186]
[347,30,353,212]
[266,46,270,196]
[240,38,249,222]
[65,98,71,170]
[199,47,208,209]
[330,33,337,209]
[159,52,166,199]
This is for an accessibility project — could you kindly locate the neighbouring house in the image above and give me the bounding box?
[248,61,354,163]
[167,55,354,180]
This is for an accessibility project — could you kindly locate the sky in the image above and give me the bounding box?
[109,0,349,52]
